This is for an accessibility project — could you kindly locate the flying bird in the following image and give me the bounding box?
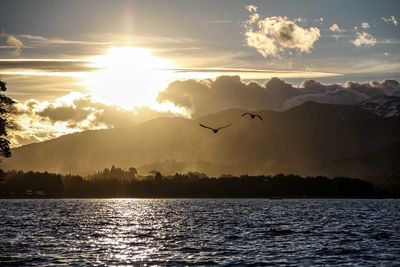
[241,112,263,121]
[199,123,231,133]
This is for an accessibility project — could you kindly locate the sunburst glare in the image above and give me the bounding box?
[82,47,175,109]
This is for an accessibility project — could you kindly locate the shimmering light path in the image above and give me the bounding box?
[1,199,400,265]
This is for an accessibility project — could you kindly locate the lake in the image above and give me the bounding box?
[1,199,399,266]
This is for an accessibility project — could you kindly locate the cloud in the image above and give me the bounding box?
[245,5,258,13]
[284,89,369,109]
[158,76,299,117]
[204,20,233,24]
[17,34,113,46]
[316,17,324,24]
[352,32,377,47]
[12,92,181,146]
[33,94,178,128]
[329,24,343,40]
[361,22,370,29]
[1,33,201,70]
[37,106,91,122]
[158,76,400,117]
[294,17,307,23]
[6,35,23,56]
[17,33,197,48]
[330,24,341,32]
[286,79,400,108]
[292,78,399,107]
[243,5,320,58]
[11,76,400,146]
[0,59,94,73]
[382,15,398,26]
[344,79,400,95]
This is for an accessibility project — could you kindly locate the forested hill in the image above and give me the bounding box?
[4,102,400,177]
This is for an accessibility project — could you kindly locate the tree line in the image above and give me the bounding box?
[1,166,394,198]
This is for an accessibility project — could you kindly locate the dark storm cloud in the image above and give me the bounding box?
[158,76,400,117]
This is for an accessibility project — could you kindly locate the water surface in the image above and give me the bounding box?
[1,199,399,265]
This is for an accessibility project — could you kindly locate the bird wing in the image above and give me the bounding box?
[241,113,250,117]
[216,123,232,130]
[256,114,263,121]
[199,123,215,131]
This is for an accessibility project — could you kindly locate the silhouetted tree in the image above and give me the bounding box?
[0,168,380,198]
[154,171,163,181]
[128,167,138,178]
[88,166,139,181]
[0,80,16,159]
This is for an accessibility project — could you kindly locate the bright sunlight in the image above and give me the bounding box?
[83,47,175,109]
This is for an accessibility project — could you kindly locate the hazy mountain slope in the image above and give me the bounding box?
[4,102,400,177]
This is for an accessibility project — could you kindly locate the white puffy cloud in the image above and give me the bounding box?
[243,5,320,58]
[6,35,23,56]
[329,24,341,32]
[382,15,398,26]
[329,24,343,40]
[245,5,258,13]
[352,32,377,47]
[361,22,370,29]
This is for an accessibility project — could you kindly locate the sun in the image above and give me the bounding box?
[82,47,175,109]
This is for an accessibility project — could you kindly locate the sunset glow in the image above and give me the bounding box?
[1,1,400,265]
[83,47,175,108]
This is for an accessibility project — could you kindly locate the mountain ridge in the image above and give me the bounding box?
[4,101,400,177]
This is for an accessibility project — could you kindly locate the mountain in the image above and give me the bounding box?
[359,95,400,118]
[4,102,400,177]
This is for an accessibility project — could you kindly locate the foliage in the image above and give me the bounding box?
[0,80,16,159]
[0,167,386,198]
[87,165,138,180]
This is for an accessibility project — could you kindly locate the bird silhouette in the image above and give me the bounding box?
[199,123,231,133]
[241,112,263,121]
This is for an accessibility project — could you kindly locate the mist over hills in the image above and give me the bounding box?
[4,101,400,177]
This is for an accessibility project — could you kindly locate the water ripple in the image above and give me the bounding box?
[0,199,400,266]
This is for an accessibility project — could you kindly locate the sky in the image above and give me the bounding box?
[0,0,399,146]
